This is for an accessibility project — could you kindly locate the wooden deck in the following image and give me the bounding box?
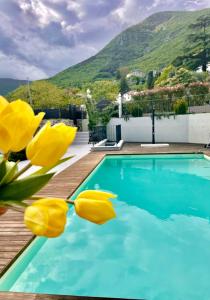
[0,143,210,300]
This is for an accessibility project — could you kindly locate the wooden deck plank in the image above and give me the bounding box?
[0,143,210,300]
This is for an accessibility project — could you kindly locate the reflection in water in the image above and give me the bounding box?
[2,155,210,300]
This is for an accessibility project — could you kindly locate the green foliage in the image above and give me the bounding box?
[173,99,188,114]
[155,66,207,87]
[31,156,73,176]
[0,78,28,96]
[124,102,143,117]
[155,65,176,86]
[8,81,69,109]
[49,9,210,87]
[147,71,155,89]
[184,15,210,72]
[132,82,209,112]
[64,87,85,105]
[116,67,129,79]
[84,80,119,102]
[99,105,117,125]
[85,99,99,130]
[0,173,54,201]
[119,77,130,95]
[85,94,116,129]
[0,161,18,186]
[189,82,209,95]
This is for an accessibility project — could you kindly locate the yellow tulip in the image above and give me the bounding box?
[24,198,69,237]
[74,190,117,224]
[0,96,8,113]
[77,190,117,201]
[0,99,44,153]
[26,121,77,167]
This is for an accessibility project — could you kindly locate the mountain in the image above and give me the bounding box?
[49,8,210,88]
[0,78,28,95]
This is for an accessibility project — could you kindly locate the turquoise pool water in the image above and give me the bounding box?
[1,154,210,299]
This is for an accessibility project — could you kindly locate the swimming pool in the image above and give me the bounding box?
[1,154,210,299]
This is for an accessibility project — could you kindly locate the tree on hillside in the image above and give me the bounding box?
[175,15,210,72]
[84,80,119,102]
[155,65,206,87]
[155,65,176,86]
[116,67,129,79]
[146,71,155,89]
[119,77,130,95]
[64,87,85,106]
[8,81,69,109]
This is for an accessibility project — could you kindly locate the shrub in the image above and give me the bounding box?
[124,102,143,117]
[173,99,188,115]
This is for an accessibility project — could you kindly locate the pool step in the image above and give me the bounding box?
[73,131,89,144]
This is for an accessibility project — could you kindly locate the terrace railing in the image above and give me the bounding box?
[122,93,210,117]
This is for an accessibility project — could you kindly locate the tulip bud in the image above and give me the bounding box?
[0,99,44,153]
[74,190,117,224]
[0,95,8,113]
[26,122,77,167]
[24,198,69,238]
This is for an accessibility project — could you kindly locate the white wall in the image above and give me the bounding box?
[107,113,210,144]
[189,114,210,144]
[156,115,188,143]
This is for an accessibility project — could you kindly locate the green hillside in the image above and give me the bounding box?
[49,8,210,88]
[0,78,29,95]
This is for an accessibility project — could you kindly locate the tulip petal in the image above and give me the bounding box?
[31,112,45,134]
[9,116,35,152]
[75,198,116,225]
[0,100,44,152]
[54,123,77,145]
[0,123,12,153]
[26,122,77,167]
[24,198,68,238]
[24,205,49,236]
[77,190,117,201]
[32,198,69,212]
[3,100,34,117]
[0,96,8,114]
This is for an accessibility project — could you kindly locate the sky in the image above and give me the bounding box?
[0,0,210,80]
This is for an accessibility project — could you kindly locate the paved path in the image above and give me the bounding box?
[18,144,91,177]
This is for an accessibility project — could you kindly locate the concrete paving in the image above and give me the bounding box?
[18,143,91,178]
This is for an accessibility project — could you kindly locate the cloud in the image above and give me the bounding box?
[0,0,210,80]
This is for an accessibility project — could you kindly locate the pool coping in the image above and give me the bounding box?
[1,143,210,300]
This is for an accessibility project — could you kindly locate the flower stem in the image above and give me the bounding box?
[12,162,32,181]
[5,204,24,213]
[66,199,75,205]
[3,152,10,161]
[29,196,45,200]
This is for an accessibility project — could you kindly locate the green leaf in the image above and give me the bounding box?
[0,173,54,201]
[2,200,28,207]
[0,160,6,181]
[0,161,18,186]
[31,155,74,176]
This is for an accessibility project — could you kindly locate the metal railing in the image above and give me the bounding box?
[122,93,210,117]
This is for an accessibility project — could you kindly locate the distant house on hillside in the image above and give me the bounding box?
[126,70,145,78]
[121,92,133,102]
[196,63,210,73]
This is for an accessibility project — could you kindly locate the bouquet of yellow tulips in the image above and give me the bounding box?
[0,96,116,238]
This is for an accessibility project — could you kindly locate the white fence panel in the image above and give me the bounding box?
[108,113,210,144]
